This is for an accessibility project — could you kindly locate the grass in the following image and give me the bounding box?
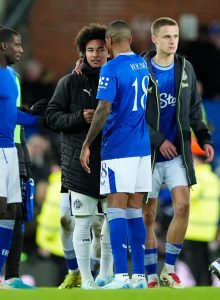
[0,287,219,300]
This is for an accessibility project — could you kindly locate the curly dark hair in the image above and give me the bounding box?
[75,23,107,57]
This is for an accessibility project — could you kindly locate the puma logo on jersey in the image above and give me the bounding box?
[83,89,92,96]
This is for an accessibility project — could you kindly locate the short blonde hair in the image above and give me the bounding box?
[151,17,178,35]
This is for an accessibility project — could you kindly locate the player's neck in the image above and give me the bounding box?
[112,45,132,58]
[153,52,174,67]
[0,58,8,67]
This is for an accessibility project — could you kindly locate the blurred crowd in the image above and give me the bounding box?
[179,21,220,100]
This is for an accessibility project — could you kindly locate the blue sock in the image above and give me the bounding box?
[106,208,128,274]
[127,208,146,274]
[0,225,14,274]
[63,249,78,271]
[144,248,158,275]
[165,242,183,267]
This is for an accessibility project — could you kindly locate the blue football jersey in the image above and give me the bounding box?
[0,66,18,147]
[151,58,180,162]
[97,52,151,160]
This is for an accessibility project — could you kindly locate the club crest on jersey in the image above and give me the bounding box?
[73,199,83,210]
[98,76,109,89]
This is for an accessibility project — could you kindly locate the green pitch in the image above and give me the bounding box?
[0,287,219,300]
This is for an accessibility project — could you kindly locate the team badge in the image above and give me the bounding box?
[73,199,83,210]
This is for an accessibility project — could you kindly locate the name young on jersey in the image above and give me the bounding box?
[130,61,148,71]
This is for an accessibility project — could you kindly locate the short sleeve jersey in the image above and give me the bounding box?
[97,52,151,160]
[150,58,180,162]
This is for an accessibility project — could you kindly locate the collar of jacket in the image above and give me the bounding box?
[82,62,101,78]
[142,50,185,87]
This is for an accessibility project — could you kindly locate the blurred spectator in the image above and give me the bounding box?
[21,59,55,108]
[20,62,60,163]
[209,21,220,50]
[22,135,53,256]
[182,139,220,286]
[35,165,66,286]
[179,23,220,99]
[27,134,52,186]
[18,166,66,287]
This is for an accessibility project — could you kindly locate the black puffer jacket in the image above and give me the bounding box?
[143,51,213,186]
[46,64,103,198]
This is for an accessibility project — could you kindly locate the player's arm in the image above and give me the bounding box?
[83,100,111,147]
[17,110,40,125]
[80,100,111,173]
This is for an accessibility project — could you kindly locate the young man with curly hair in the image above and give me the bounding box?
[47,23,113,290]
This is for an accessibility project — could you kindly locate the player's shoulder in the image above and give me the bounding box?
[7,66,16,75]
[176,54,193,68]
[102,58,115,69]
[99,59,117,76]
[184,59,194,70]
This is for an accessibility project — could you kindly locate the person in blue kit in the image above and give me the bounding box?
[80,20,152,289]
[0,27,40,289]
[141,17,214,288]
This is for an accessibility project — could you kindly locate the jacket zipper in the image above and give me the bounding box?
[149,74,160,170]
[176,58,191,185]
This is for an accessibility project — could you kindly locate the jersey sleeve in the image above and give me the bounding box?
[96,63,116,103]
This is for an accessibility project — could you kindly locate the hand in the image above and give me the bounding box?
[159,139,178,159]
[83,109,95,124]
[73,58,84,75]
[29,98,49,117]
[203,144,214,163]
[38,117,47,126]
[80,144,91,173]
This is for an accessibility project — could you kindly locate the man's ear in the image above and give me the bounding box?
[151,35,156,45]
[107,35,113,46]
[0,41,8,51]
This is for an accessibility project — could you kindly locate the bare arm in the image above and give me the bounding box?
[84,100,111,146]
[80,100,112,173]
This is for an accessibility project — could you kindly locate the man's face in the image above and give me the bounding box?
[85,39,109,68]
[4,34,23,65]
[152,25,179,55]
